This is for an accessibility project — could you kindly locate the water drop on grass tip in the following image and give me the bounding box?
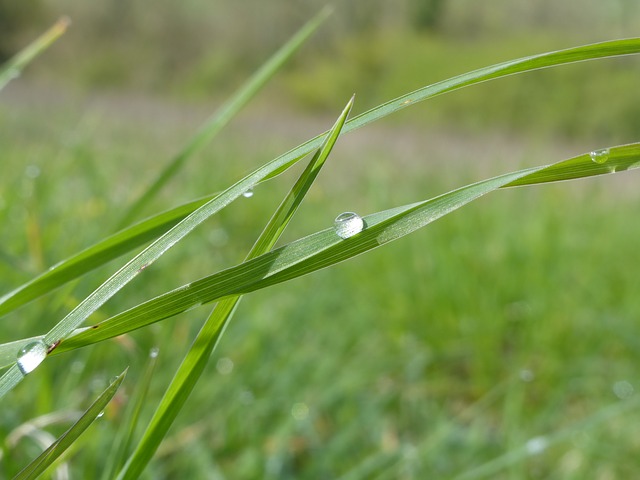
[17,341,48,375]
[334,212,364,239]
[590,148,609,164]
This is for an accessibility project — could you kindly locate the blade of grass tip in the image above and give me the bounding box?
[13,369,126,480]
[102,350,159,480]
[55,142,640,352]
[1,39,637,318]
[117,6,333,227]
[0,16,70,91]
[3,40,639,396]
[116,96,354,480]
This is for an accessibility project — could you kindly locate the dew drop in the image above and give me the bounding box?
[589,148,610,164]
[216,357,234,375]
[149,347,160,358]
[334,212,364,239]
[242,188,254,198]
[16,341,48,375]
[96,411,105,418]
[525,436,548,455]
[291,402,309,420]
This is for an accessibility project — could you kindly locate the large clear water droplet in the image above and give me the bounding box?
[590,148,610,164]
[17,341,48,375]
[334,212,364,239]
[242,188,254,198]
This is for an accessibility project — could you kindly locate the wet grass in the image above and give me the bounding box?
[2,84,640,478]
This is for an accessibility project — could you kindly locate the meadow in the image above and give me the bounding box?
[1,3,640,479]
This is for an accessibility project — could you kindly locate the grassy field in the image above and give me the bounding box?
[2,78,640,479]
[2,5,640,478]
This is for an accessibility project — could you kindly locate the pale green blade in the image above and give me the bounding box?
[116,96,354,480]
[1,39,638,319]
[117,6,332,227]
[13,370,126,480]
[0,17,69,91]
[56,143,640,353]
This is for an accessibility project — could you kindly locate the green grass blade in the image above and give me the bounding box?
[2,39,637,317]
[0,195,215,317]
[55,143,640,352]
[2,39,638,397]
[102,350,159,480]
[117,96,354,480]
[13,369,126,480]
[117,6,332,227]
[0,17,70,91]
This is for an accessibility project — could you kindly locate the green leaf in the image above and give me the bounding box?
[55,143,640,353]
[2,38,639,318]
[117,6,333,227]
[0,17,70,91]
[116,95,354,480]
[13,369,126,480]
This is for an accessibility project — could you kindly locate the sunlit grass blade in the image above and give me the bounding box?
[2,39,638,398]
[13,369,126,480]
[55,142,640,352]
[1,39,638,318]
[116,96,354,480]
[118,6,332,227]
[0,17,70,91]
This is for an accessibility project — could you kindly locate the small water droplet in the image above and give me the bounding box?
[25,165,41,179]
[96,411,105,418]
[519,369,535,382]
[242,188,254,198]
[216,357,234,375]
[291,402,309,421]
[149,347,160,358]
[334,212,364,239]
[16,341,48,375]
[525,436,548,455]
[590,148,610,164]
[613,380,634,399]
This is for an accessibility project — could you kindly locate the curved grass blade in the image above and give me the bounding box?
[0,17,70,92]
[2,39,638,318]
[118,6,332,227]
[116,96,354,480]
[57,143,640,353]
[2,39,639,397]
[13,369,126,480]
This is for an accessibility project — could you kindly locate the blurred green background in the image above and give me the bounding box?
[2,1,640,478]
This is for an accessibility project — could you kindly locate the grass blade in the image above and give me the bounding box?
[1,39,638,318]
[117,6,332,227]
[0,195,215,317]
[2,39,639,397]
[0,17,70,91]
[55,142,640,352]
[13,369,126,480]
[117,96,354,480]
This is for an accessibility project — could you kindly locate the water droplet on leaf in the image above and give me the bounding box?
[17,341,48,375]
[590,148,610,164]
[242,188,254,198]
[334,212,364,239]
